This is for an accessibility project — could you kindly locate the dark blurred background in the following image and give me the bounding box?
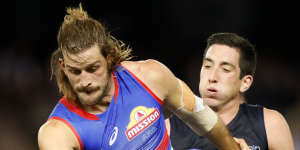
[3,0,299,149]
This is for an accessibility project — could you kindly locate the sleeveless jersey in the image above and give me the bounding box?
[48,65,172,150]
[169,103,268,150]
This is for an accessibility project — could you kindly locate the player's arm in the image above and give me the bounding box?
[38,119,80,150]
[264,108,295,150]
[137,59,241,150]
[167,79,241,150]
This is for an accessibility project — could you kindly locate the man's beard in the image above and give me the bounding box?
[76,73,112,106]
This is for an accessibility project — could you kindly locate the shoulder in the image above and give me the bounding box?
[264,108,287,125]
[121,59,179,100]
[263,107,290,131]
[122,59,171,77]
[38,119,80,150]
[263,107,295,150]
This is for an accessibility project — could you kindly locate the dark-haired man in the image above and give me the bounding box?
[166,32,294,150]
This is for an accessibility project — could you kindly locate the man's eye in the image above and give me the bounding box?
[70,69,81,75]
[223,68,230,72]
[203,65,211,69]
[87,66,98,73]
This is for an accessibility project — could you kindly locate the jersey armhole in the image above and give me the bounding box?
[120,64,163,105]
[48,117,84,150]
[258,106,269,149]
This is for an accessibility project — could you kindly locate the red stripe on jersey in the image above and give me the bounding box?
[60,98,99,120]
[156,129,170,150]
[112,72,119,102]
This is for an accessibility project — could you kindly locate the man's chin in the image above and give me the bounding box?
[79,99,98,106]
[203,97,221,107]
[78,95,100,106]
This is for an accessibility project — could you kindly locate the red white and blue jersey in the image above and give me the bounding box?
[48,64,172,150]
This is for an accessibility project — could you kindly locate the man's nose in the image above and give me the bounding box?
[80,82,92,87]
[208,69,218,83]
[79,71,92,87]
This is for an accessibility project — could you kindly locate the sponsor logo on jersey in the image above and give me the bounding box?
[126,106,160,140]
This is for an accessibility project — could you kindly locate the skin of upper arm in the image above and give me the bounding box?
[264,108,295,150]
[141,59,182,110]
[38,119,80,150]
[122,59,183,111]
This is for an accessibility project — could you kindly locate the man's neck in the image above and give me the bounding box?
[213,98,242,125]
[82,101,112,115]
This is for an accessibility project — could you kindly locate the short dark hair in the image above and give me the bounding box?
[204,32,257,79]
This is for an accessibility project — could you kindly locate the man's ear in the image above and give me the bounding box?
[59,58,65,71]
[240,75,253,93]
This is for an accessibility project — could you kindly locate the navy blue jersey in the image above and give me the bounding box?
[170,103,268,150]
[48,65,172,150]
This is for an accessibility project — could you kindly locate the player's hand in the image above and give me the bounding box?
[234,137,250,150]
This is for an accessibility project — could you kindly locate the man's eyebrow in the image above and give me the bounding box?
[86,60,101,67]
[65,64,78,69]
[65,60,101,69]
[204,58,235,68]
[220,61,235,68]
[203,57,213,63]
